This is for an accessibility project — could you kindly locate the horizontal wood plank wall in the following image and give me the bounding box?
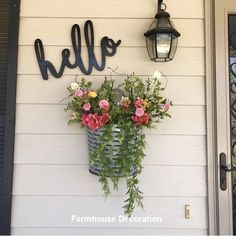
[12,228,208,236]
[12,0,207,235]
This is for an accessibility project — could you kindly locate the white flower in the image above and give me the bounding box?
[153,71,163,80]
[70,112,77,121]
[70,82,80,90]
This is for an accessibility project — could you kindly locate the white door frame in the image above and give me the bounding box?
[205,0,218,234]
[215,0,234,234]
[206,0,236,234]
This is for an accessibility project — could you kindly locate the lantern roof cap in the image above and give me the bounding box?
[155,10,170,19]
[144,8,181,38]
[144,12,181,38]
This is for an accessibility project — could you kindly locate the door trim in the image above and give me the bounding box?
[205,0,218,234]
[0,0,20,234]
[205,0,236,234]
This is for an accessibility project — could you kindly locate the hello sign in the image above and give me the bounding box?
[34,20,121,80]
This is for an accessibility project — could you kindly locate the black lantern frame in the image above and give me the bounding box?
[144,0,181,62]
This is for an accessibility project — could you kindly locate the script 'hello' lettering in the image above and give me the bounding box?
[34,20,121,80]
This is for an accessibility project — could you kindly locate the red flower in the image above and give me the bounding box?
[141,113,149,124]
[131,113,150,126]
[81,113,109,130]
[81,113,89,126]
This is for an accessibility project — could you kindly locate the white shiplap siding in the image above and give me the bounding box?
[12,0,207,235]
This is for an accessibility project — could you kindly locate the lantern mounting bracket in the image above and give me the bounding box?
[158,0,166,12]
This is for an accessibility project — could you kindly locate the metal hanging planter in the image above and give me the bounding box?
[87,126,141,177]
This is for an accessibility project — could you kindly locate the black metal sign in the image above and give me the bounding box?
[34,20,121,80]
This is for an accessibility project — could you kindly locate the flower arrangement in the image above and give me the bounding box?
[65,72,172,216]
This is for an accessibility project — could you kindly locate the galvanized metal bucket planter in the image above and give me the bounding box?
[87,126,139,177]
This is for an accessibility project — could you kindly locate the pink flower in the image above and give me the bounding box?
[74,89,84,97]
[83,103,91,111]
[99,99,110,111]
[135,108,144,117]
[163,102,170,111]
[134,98,144,108]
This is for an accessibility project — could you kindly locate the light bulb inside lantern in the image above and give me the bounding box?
[156,34,172,57]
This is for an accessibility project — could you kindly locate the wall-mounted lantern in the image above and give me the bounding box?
[144,0,181,62]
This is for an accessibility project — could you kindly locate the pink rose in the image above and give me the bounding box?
[135,108,144,117]
[163,102,170,111]
[134,98,144,108]
[83,103,91,111]
[99,99,110,111]
[74,89,84,97]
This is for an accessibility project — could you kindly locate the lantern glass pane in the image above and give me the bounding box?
[156,33,171,58]
[146,34,156,60]
[169,35,178,60]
